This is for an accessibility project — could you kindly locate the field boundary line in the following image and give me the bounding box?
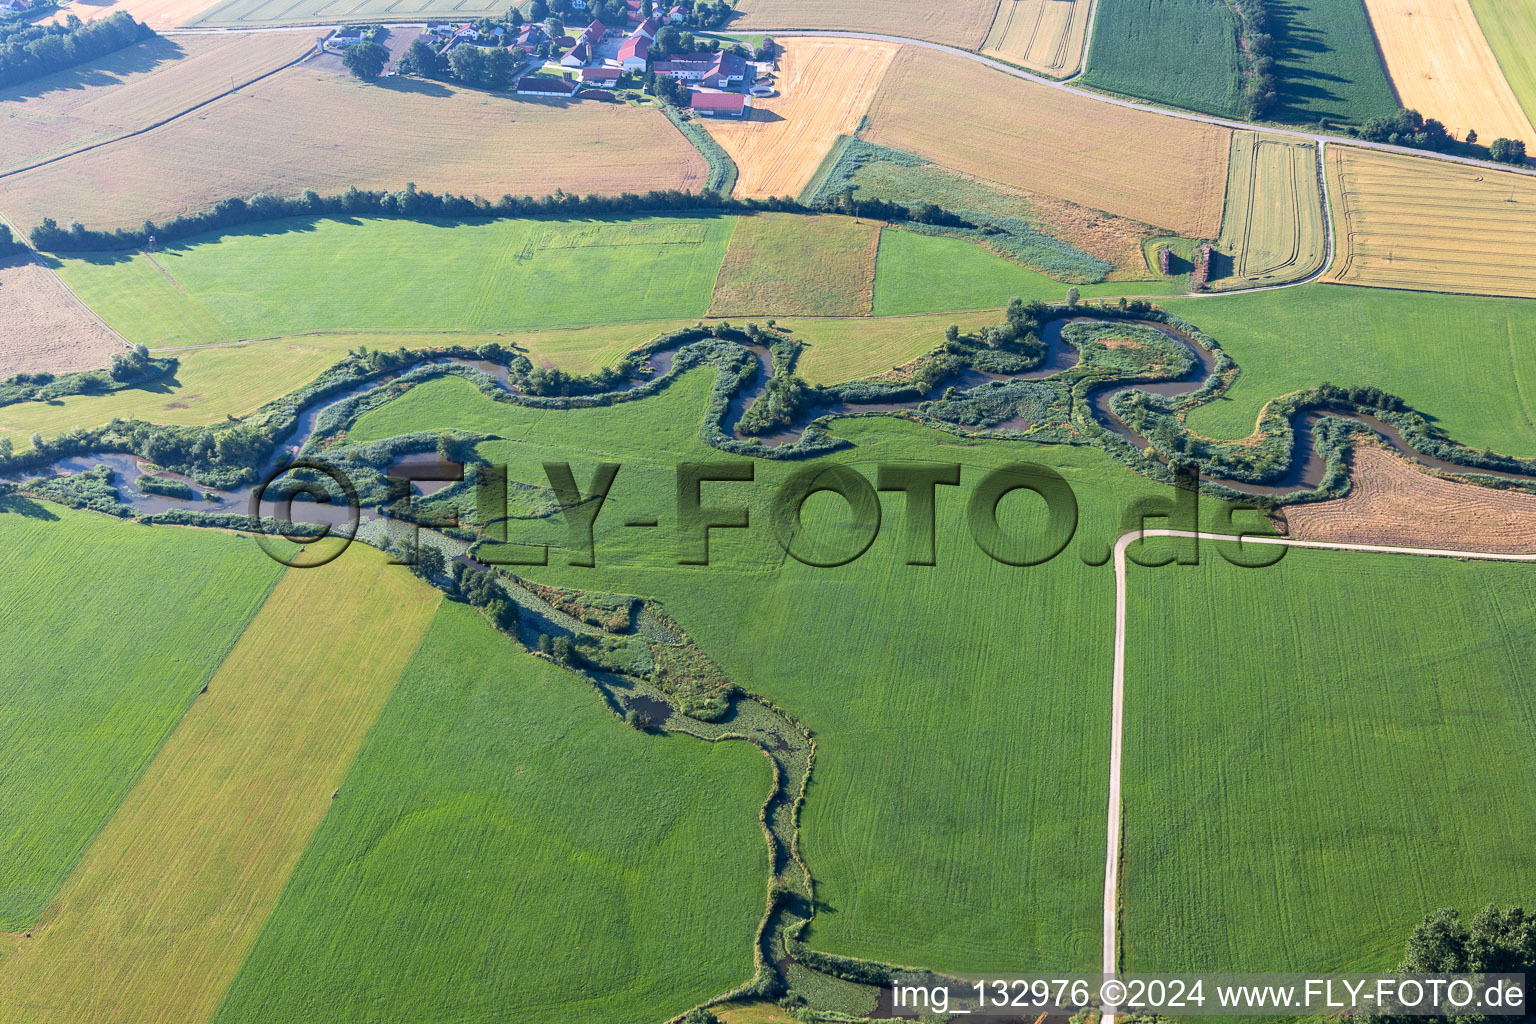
[0,209,133,357]
[1103,528,1536,1015]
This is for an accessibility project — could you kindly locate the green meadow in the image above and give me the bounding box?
[1122,549,1536,971]
[213,600,768,1023]
[0,503,285,929]
[1080,0,1246,118]
[1471,0,1536,128]
[1269,0,1400,124]
[1163,284,1536,458]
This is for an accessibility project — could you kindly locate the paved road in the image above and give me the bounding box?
[1103,529,1536,1018]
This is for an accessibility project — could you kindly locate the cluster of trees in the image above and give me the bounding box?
[1489,137,1528,164]
[340,41,389,80]
[0,11,154,89]
[109,343,153,381]
[735,331,817,436]
[0,224,23,256]
[1354,108,1452,151]
[1231,0,1278,119]
[0,348,171,408]
[1374,905,1534,1024]
[397,35,518,87]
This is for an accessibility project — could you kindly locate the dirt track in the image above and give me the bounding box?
[0,257,125,377]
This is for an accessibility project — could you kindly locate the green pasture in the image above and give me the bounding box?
[1122,549,1536,971]
[1471,0,1536,129]
[1163,284,1536,459]
[212,600,768,1023]
[1268,0,1398,124]
[348,365,1273,972]
[1080,0,1245,118]
[53,215,738,343]
[0,503,285,930]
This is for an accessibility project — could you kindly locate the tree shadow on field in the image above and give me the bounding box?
[377,76,453,99]
[0,37,188,103]
[0,494,60,520]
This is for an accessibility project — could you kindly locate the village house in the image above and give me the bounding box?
[580,65,623,86]
[329,28,364,47]
[0,0,35,14]
[690,91,746,117]
[616,34,649,71]
[516,75,579,95]
[667,4,684,22]
[652,50,745,88]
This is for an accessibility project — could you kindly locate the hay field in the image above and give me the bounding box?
[785,310,1002,384]
[0,33,312,174]
[862,48,1230,237]
[48,0,226,28]
[0,256,123,376]
[982,0,1093,75]
[0,68,706,231]
[702,37,896,200]
[729,0,996,47]
[1471,0,1536,128]
[186,0,510,27]
[1211,132,1326,290]
[1285,446,1536,553]
[1361,0,1534,142]
[1325,145,1536,298]
[0,545,440,1024]
[708,213,879,316]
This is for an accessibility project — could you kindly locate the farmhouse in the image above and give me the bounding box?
[329,28,363,47]
[580,66,623,86]
[516,75,580,96]
[653,51,745,88]
[617,34,649,71]
[691,91,746,117]
[560,40,593,67]
[667,4,685,21]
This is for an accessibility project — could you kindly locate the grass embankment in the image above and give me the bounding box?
[345,365,1273,975]
[0,504,285,931]
[0,544,440,1023]
[212,600,769,1024]
[1162,284,1536,459]
[1123,549,1536,972]
[709,213,880,317]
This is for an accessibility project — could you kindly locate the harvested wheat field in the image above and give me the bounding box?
[731,0,996,47]
[1211,132,1326,290]
[703,37,896,200]
[981,0,1094,75]
[1362,0,1534,143]
[1326,145,1536,298]
[0,69,706,232]
[47,0,222,27]
[1286,445,1536,553]
[709,213,879,315]
[862,48,1230,237]
[0,32,314,175]
[0,257,123,377]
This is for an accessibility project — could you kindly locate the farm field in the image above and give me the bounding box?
[1361,0,1535,142]
[1325,146,1536,299]
[1162,284,1536,459]
[861,47,1231,237]
[53,215,737,339]
[0,544,440,1023]
[1471,0,1536,128]
[701,37,897,200]
[782,310,1003,383]
[1122,550,1536,972]
[1267,0,1400,124]
[981,0,1093,76]
[0,256,124,376]
[212,601,769,1024]
[1210,132,1327,291]
[0,507,284,932]
[1284,445,1536,553]
[872,229,1177,316]
[728,0,996,47]
[185,0,511,27]
[346,365,1269,974]
[0,32,313,174]
[46,0,221,27]
[0,68,707,232]
[708,213,880,316]
[1079,0,1244,118]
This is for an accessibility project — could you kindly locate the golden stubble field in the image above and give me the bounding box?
[0,256,124,376]
[981,0,1093,75]
[1362,0,1535,143]
[1326,145,1536,298]
[730,0,997,47]
[702,37,897,200]
[0,68,708,232]
[0,31,314,175]
[861,47,1231,237]
[46,0,221,28]
[0,545,441,1024]
[1285,445,1536,553]
[1211,131,1327,290]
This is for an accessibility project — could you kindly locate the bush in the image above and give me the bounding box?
[135,474,197,500]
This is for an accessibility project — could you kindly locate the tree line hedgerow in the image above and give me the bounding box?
[0,11,154,90]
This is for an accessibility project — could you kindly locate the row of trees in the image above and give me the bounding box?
[1353,108,1527,164]
[1230,0,1278,119]
[0,11,154,89]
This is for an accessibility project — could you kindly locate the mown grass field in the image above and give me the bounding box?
[1080,0,1245,118]
[862,48,1232,237]
[1123,550,1536,972]
[212,600,769,1024]
[872,230,1178,316]
[1268,0,1399,124]
[346,364,1272,974]
[54,216,737,340]
[1163,284,1536,459]
[1472,0,1536,129]
[709,213,880,316]
[0,543,439,1023]
[783,310,1003,383]
[0,68,706,232]
[1211,132,1326,291]
[1325,146,1536,299]
[0,506,284,933]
